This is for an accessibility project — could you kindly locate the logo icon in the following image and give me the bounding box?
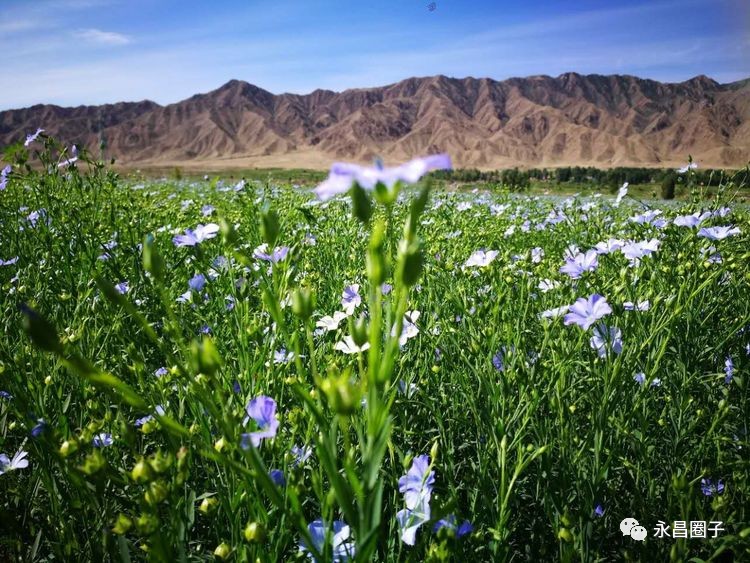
[620,518,646,541]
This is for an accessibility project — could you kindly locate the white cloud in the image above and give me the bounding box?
[73,28,131,46]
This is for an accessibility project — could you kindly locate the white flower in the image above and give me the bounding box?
[676,162,698,174]
[334,336,370,354]
[537,279,559,293]
[316,311,348,332]
[540,305,569,319]
[393,310,420,346]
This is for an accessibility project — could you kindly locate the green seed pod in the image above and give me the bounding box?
[142,234,165,282]
[367,220,388,285]
[220,218,239,245]
[136,513,158,535]
[144,481,168,506]
[399,239,423,287]
[260,205,280,246]
[292,287,315,320]
[319,370,362,416]
[352,315,369,347]
[191,337,222,377]
[131,458,154,483]
[112,514,133,535]
[350,183,373,224]
[19,304,62,354]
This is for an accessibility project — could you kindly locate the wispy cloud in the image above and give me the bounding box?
[73,28,131,46]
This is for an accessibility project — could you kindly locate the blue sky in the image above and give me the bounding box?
[1,0,748,110]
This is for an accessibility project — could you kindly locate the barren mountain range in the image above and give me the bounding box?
[1,73,749,170]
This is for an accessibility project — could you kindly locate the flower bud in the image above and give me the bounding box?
[59,439,78,458]
[214,543,231,559]
[199,497,218,514]
[131,458,154,483]
[112,514,133,535]
[260,205,280,246]
[243,522,266,543]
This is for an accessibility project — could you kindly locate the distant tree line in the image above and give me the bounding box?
[429,166,749,193]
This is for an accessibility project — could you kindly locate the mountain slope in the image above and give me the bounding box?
[1,73,748,169]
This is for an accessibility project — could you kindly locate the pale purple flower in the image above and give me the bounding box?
[0,391,12,400]
[135,405,165,427]
[433,515,473,537]
[560,250,598,279]
[30,418,46,437]
[0,257,19,266]
[651,378,662,387]
[398,380,418,398]
[253,244,289,263]
[464,250,499,268]
[0,450,29,475]
[594,504,605,517]
[291,444,313,466]
[634,372,646,385]
[299,519,355,561]
[92,433,113,447]
[341,284,361,315]
[673,211,711,228]
[564,295,612,330]
[154,367,168,378]
[273,348,295,364]
[381,283,393,295]
[590,324,623,358]
[0,165,10,190]
[629,209,662,225]
[172,223,220,246]
[724,357,734,384]
[201,204,215,216]
[176,290,192,304]
[114,281,129,295]
[492,350,505,372]
[188,273,207,292]
[24,128,44,147]
[700,478,724,496]
[225,295,235,311]
[621,239,660,266]
[697,226,741,240]
[269,469,286,486]
[595,238,625,255]
[314,154,452,200]
[623,300,650,311]
[397,498,431,546]
[531,247,544,264]
[241,396,280,448]
[398,455,435,510]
